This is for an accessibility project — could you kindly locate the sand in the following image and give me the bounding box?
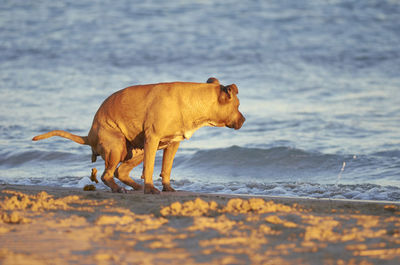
[0,184,399,264]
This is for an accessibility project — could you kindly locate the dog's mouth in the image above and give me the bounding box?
[226,115,245,130]
[209,118,245,130]
[208,121,224,127]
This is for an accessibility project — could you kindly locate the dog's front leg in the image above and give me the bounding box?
[143,135,161,194]
[160,141,180,192]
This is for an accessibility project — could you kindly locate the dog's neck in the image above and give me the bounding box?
[181,85,222,130]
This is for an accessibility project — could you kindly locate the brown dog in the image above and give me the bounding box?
[32,77,245,194]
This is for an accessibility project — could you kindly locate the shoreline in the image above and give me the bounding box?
[1,184,400,264]
[4,183,400,204]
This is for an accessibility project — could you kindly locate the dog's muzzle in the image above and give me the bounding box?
[228,113,245,130]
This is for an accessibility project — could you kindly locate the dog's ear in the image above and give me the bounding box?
[218,84,237,104]
[206,77,220,85]
[228,84,238,95]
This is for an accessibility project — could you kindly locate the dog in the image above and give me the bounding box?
[32,77,245,194]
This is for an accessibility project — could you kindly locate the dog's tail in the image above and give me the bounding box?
[32,130,89,145]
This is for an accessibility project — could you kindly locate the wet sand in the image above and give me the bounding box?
[0,184,399,264]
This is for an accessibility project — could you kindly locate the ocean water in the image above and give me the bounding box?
[1,0,400,201]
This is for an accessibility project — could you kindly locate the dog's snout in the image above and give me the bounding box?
[234,113,245,130]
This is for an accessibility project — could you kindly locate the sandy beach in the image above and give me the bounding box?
[0,184,399,265]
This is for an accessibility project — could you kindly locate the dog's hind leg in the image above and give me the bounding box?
[114,150,144,191]
[101,151,125,193]
[98,131,127,193]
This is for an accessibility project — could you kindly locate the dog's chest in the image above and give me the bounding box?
[183,128,197,140]
[159,129,195,147]
[158,122,208,149]
[183,120,211,140]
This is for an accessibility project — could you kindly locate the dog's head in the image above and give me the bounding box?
[207,77,245,130]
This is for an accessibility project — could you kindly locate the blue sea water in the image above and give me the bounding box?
[1,0,400,201]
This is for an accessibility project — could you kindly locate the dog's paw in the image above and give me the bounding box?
[162,184,176,192]
[132,183,143,191]
[112,187,128,193]
[144,184,161,194]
